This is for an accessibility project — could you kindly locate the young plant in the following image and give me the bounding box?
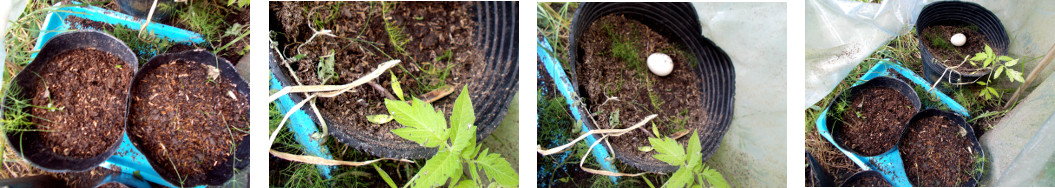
[968,44,1024,101]
[382,2,410,57]
[384,86,518,187]
[648,131,729,188]
[316,50,336,84]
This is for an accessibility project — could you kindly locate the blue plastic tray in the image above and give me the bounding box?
[537,37,619,183]
[815,60,970,187]
[30,2,205,187]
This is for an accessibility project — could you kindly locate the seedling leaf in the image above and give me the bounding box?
[366,114,394,124]
[391,71,404,101]
[386,98,448,147]
[648,137,685,166]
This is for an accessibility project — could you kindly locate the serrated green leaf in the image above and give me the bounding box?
[476,148,518,187]
[649,137,685,166]
[450,122,476,154]
[970,53,987,61]
[366,114,394,124]
[1004,58,1019,67]
[984,58,993,68]
[391,71,404,101]
[998,55,1014,62]
[978,81,987,86]
[702,166,730,188]
[663,167,694,188]
[387,98,448,147]
[994,66,1004,78]
[450,86,475,132]
[1007,68,1024,82]
[452,180,478,188]
[985,45,993,56]
[685,132,702,167]
[411,150,461,188]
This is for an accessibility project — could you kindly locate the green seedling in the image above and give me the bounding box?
[969,44,1024,101]
[648,131,729,188]
[317,50,336,84]
[385,86,517,187]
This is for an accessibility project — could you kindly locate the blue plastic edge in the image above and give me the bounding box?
[269,74,335,178]
[815,59,971,187]
[538,38,619,183]
[31,2,205,57]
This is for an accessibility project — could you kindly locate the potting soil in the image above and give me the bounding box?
[271,1,478,149]
[34,49,130,158]
[129,60,249,182]
[836,87,913,156]
[844,175,891,187]
[900,115,974,186]
[576,14,706,168]
[919,25,991,73]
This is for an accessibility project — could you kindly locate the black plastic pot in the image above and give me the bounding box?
[269,2,518,159]
[839,170,892,187]
[806,151,836,187]
[827,76,921,157]
[116,0,180,22]
[565,2,735,173]
[898,109,983,187]
[128,50,249,186]
[1,31,137,172]
[916,1,1009,85]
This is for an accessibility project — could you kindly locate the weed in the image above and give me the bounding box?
[316,50,336,84]
[604,24,647,77]
[924,30,958,54]
[381,2,410,57]
[969,44,1025,101]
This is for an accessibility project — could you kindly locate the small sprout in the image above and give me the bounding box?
[116,64,123,68]
[638,146,653,152]
[367,114,394,124]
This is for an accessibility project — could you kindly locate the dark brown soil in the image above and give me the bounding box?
[97,182,130,188]
[900,115,974,186]
[844,175,891,187]
[576,15,704,165]
[32,49,131,158]
[271,2,477,146]
[920,25,991,73]
[836,87,914,156]
[129,60,248,183]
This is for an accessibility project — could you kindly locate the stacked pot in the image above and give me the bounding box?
[1,31,250,187]
[823,76,984,186]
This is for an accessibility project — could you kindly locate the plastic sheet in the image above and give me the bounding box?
[980,73,1055,186]
[691,2,786,187]
[0,0,28,82]
[805,0,923,109]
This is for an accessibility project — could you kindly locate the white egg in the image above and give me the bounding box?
[951,33,966,47]
[647,53,673,76]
